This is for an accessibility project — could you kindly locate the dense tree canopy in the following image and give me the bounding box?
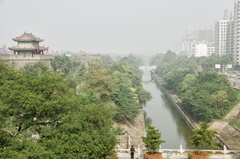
[0,61,117,158]
[51,55,72,75]
[80,56,151,122]
[101,55,113,66]
[0,54,151,158]
[178,71,234,121]
[151,52,237,122]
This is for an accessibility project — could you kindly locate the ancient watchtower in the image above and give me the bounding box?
[0,32,53,69]
[9,32,48,55]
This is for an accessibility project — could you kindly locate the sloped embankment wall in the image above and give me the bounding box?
[115,109,145,150]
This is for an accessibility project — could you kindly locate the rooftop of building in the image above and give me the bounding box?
[12,32,44,42]
[8,46,48,51]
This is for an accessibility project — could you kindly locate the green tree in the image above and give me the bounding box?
[41,103,117,159]
[81,59,151,123]
[21,62,49,76]
[211,91,229,116]
[178,71,234,121]
[2,72,74,129]
[51,55,72,75]
[0,63,76,152]
[110,61,151,122]
[135,86,152,106]
[101,55,113,66]
[178,74,196,94]
[163,68,194,91]
[81,60,115,103]
[0,61,118,158]
[161,50,176,63]
[195,55,232,72]
[190,122,218,152]
[142,125,165,154]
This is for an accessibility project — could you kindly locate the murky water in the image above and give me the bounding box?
[142,70,193,149]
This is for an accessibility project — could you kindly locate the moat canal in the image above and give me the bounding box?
[142,70,193,149]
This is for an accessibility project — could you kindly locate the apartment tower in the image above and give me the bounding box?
[215,10,231,57]
[233,0,240,65]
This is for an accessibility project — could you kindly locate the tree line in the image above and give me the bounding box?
[151,51,238,122]
[0,54,151,158]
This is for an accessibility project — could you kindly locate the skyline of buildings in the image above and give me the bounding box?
[215,0,240,65]
[180,0,240,66]
[180,26,215,57]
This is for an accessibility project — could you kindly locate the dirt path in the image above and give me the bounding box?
[224,103,240,119]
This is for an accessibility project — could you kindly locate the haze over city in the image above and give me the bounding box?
[0,0,233,54]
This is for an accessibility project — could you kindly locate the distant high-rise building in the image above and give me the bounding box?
[208,46,215,56]
[181,27,214,56]
[233,0,240,65]
[223,10,230,20]
[181,39,197,55]
[199,26,215,44]
[215,18,230,56]
[186,28,200,40]
[220,1,240,66]
[219,1,240,66]
[215,9,238,59]
[226,13,235,58]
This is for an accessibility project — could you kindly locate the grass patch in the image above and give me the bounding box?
[229,119,240,130]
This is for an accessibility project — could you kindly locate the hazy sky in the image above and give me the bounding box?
[0,0,234,54]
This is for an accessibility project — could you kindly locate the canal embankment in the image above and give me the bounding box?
[115,109,145,150]
[152,74,240,150]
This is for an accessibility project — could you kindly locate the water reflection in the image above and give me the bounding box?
[145,116,153,127]
[142,70,194,149]
[143,110,153,126]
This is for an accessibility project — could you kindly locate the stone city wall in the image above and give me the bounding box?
[0,54,53,69]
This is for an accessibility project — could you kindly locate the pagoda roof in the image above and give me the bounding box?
[9,46,48,51]
[12,32,44,42]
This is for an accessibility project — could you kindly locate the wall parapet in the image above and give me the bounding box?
[0,54,53,60]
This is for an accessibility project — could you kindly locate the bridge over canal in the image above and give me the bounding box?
[139,65,157,72]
